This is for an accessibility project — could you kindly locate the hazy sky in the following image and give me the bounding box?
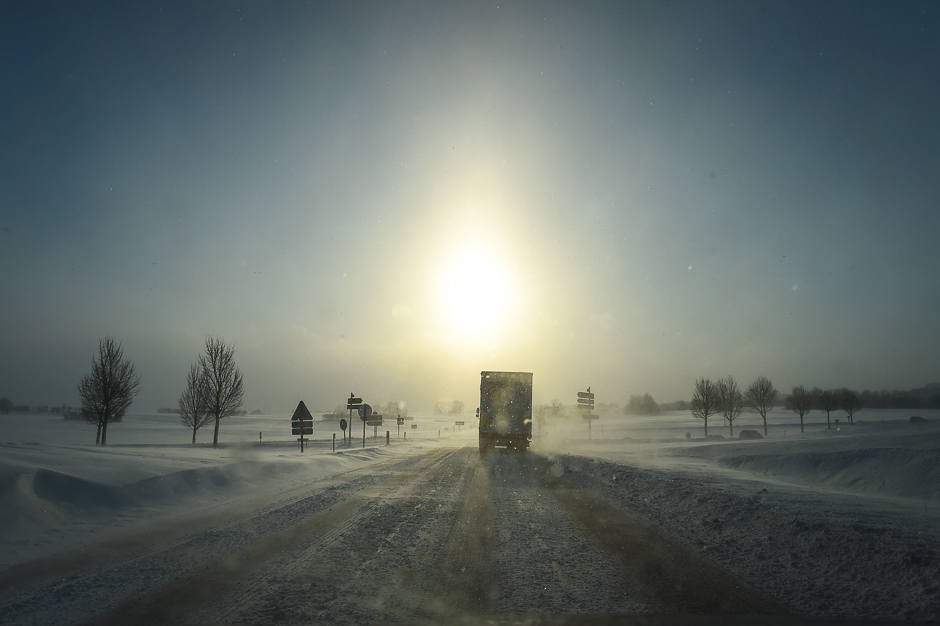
[2,1,939,413]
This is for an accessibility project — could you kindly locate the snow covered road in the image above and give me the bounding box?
[1,440,938,624]
[0,447,782,625]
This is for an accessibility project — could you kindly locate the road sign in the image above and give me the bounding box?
[396,417,405,425]
[581,414,599,420]
[347,392,362,410]
[291,400,314,423]
[577,391,595,400]
[366,419,383,426]
[358,404,372,420]
[290,400,314,452]
[340,418,348,431]
[410,424,417,429]
[455,421,465,425]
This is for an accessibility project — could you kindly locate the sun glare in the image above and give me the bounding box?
[438,251,511,339]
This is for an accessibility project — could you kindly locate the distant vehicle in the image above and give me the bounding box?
[478,371,533,452]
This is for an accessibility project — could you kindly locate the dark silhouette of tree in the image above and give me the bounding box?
[691,378,719,437]
[786,385,812,433]
[816,389,838,429]
[841,388,861,424]
[178,362,212,444]
[745,376,777,436]
[625,393,660,415]
[76,337,140,445]
[0,397,12,414]
[201,336,244,447]
[716,376,744,437]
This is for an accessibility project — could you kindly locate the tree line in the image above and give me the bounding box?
[69,335,244,446]
[689,376,868,438]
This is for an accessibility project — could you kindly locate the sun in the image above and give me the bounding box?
[437,250,511,339]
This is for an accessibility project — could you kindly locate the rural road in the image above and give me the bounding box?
[0,447,791,625]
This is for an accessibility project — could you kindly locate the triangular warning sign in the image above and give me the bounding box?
[291,400,314,422]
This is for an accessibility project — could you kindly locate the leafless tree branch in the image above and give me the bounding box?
[745,376,777,436]
[200,336,244,447]
[691,377,719,438]
[76,337,140,445]
[179,362,213,444]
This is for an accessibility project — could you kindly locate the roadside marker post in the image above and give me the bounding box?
[332,433,336,452]
[397,414,404,438]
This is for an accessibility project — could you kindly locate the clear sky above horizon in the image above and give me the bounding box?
[2,1,939,413]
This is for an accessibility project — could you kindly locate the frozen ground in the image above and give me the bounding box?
[0,407,938,623]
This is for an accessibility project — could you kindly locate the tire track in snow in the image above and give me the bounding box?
[70,448,453,626]
[0,451,446,626]
[487,453,647,615]
[198,446,494,624]
[520,453,793,616]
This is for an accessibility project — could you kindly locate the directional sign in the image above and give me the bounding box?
[292,426,314,435]
[396,417,405,425]
[410,424,418,429]
[577,391,595,400]
[366,419,383,426]
[581,414,599,420]
[347,392,362,410]
[358,404,373,421]
[577,398,594,405]
[455,421,465,425]
[340,418,348,431]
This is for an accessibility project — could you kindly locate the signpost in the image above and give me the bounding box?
[291,400,314,452]
[454,420,465,431]
[346,393,362,445]
[358,403,372,448]
[367,414,383,438]
[578,388,598,439]
[396,414,404,438]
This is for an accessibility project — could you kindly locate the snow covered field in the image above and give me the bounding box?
[1,407,938,622]
[0,410,467,569]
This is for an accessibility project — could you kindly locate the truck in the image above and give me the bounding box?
[478,371,533,452]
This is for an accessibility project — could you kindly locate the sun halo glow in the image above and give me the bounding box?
[437,251,511,340]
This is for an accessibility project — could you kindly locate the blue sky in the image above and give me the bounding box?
[2,1,939,412]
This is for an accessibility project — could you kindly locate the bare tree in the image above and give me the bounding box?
[200,336,245,447]
[76,337,140,445]
[691,378,720,437]
[745,376,777,436]
[786,385,812,433]
[716,376,744,437]
[179,363,212,444]
[816,389,838,429]
[841,388,861,425]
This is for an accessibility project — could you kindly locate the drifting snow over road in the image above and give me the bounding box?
[0,409,938,624]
